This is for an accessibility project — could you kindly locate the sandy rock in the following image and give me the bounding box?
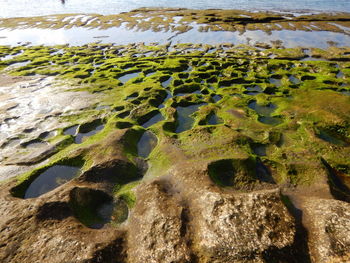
[128,180,192,263]
[193,188,296,262]
[300,197,350,263]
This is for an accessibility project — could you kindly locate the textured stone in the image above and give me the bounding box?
[193,189,296,262]
[128,181,191,263]
[300,198,350,263]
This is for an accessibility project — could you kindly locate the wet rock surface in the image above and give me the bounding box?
[0,18,349,263]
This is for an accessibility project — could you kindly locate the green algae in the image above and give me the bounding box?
[2,43,349,204]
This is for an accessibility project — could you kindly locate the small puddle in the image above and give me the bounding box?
[1,53,20,60]
[212,94,222,102]
[269,78,282,87]
[336,71,344,79]
[146,71,155,77]
[161,77,173,88]
[341,90,350,96]
[119,72,139,83]
[117,111,130,118]
[10,60,30,67]
[91,199,129,229]
[25,165,81,198]
[289,75,301,84]
[142,113,164,128]
[258,116,283,126]
[158,90,173,109]
[137,131,158,159]
[75,125,104,144]
[256,160,275,184]
[208,159,234,187]
[177,89,202,97]
[176,103,206,133]
[126,92,138,100]
[96,105,110,110]
[39,130,56,140]
[321,158,350,200]
[64,125,79,136]
[207,113,221,125]
[184,66,193,73]
[253,144,267,156]
[248,101,282,126]
[245,85,262,95]
[300,57,327,62]
[316,129,349,147]
[248,101,277,116]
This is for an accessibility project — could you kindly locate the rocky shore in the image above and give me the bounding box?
[0,9,349,263]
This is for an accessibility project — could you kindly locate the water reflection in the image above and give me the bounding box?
[1,26,350,49]
[137,131,158,158]
[176,103,206,133]
[25,165,80,198]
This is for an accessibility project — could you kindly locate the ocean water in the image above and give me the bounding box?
[0,0,349,18]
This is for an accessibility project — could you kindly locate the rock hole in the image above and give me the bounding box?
[75,122,104,144]
[207,112,222,125]
[96,105,110,110]
[289,75,301,84]
[116,121,133,129]
[212,94,222,102]
[39,130,56,140]
[162,77,173,88]
[63,125,79,136]
[208,159,235,187]
[321,158,350,202]
[256,159,275,184]
[126,92,138,100]
[336,71,344,79]
[176,103,206,133]
[245,85,262,95]
[269,78,282,87]
[119,72,140,84]
[301,75,316,81]
[141,113,164,128]
[146,71,155,77]
[248,101,277,116]
[24,165,81,199]
[253,144,267,156]
[69,188,128,229]
[117,111,130,118]
[137,131,158,159]
[258,116,283,126]
[316,129,349,147]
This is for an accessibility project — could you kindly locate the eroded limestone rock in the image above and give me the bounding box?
[128,181,191,263]
[300,198,350,263]
[193,189,296,262]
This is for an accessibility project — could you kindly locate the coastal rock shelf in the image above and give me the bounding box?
[1,9,350,48]
[1,9,350,34]
[0,42,349,262]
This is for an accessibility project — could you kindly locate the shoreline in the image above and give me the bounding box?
[0,9,349,48]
